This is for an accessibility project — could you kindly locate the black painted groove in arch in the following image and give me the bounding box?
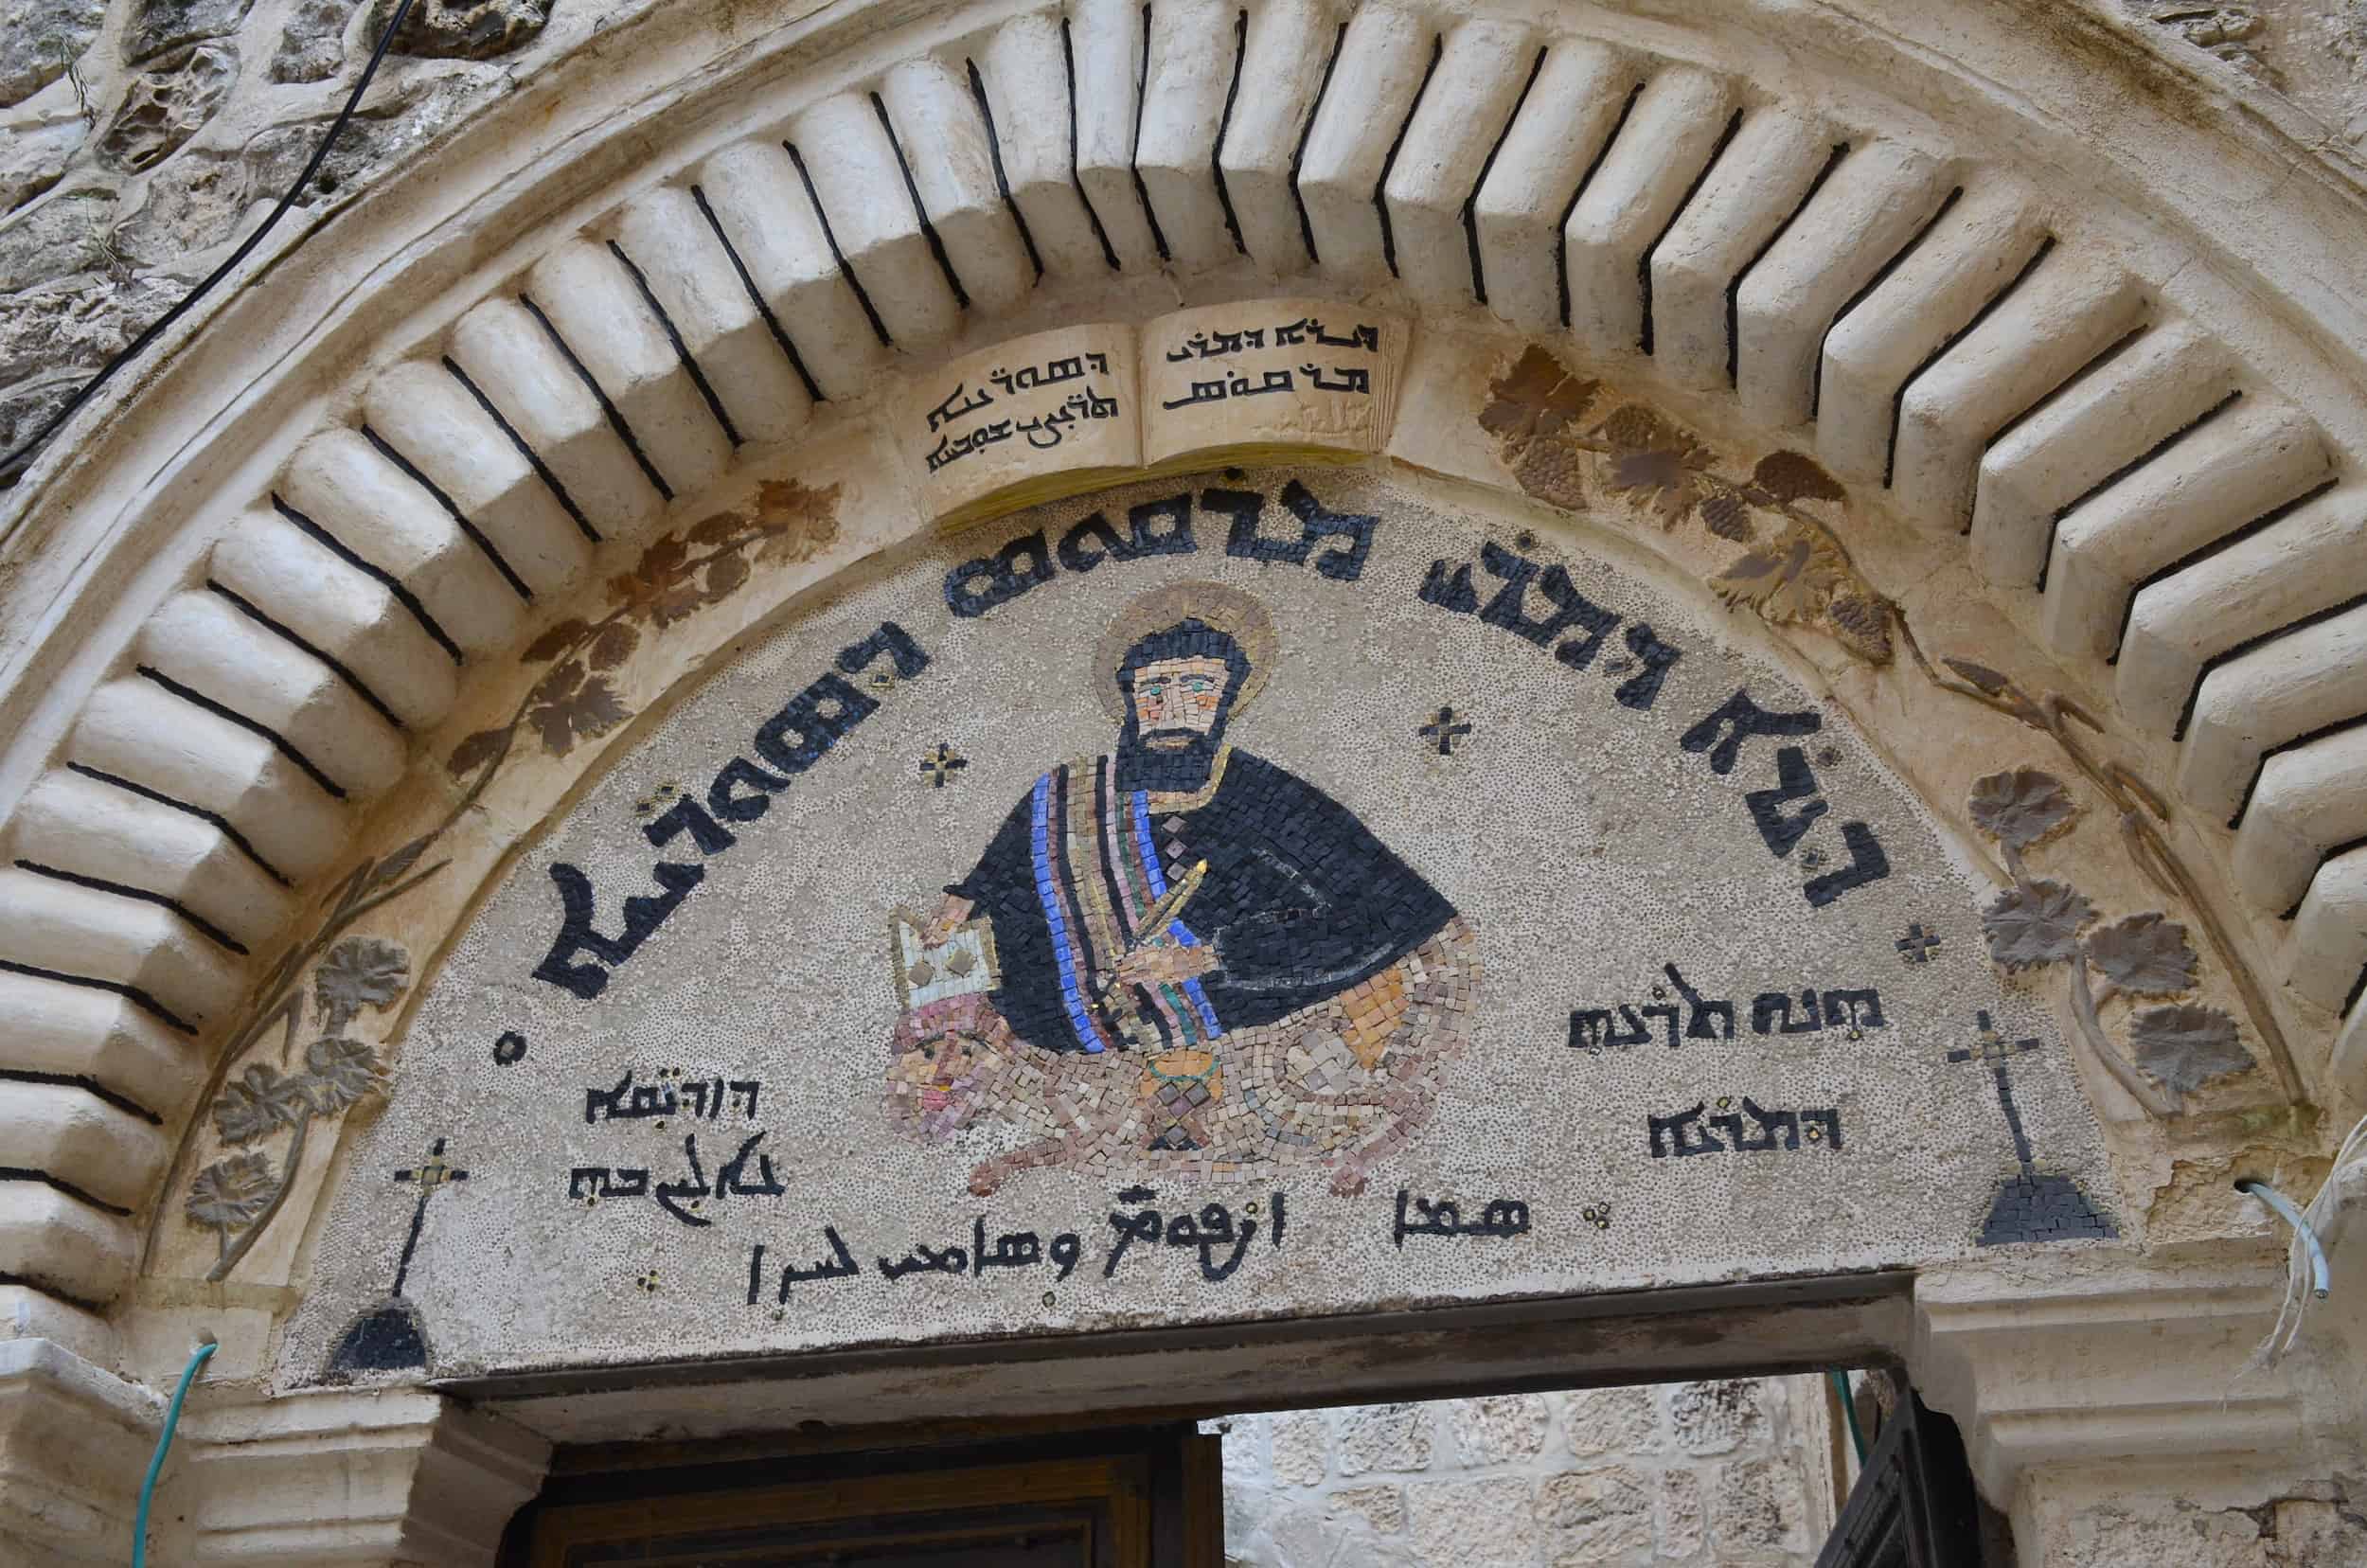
[0,1068,163,1126]
[441,356,602,545]
[205,576,408,735]
[1556,81,1643,331]
[0,957,196,1036]
[1978,320,2154,523]
[1059,18,1124,272]
[2109,476,2334,663]
[270,493,465,664]
[1724,140,1854,389]
[871,92,974,312]
[133,662,349,804]
[966,59,1047,279]
[605,240,744,449]
[1813,184,1964,421]
[2174,587,2367,743]
[689,184,828,405]
[784,140,897,347]
[0,1168,132,1218]
[1638,108,1746,358]
[1289,22,1348,267]
[1880,232,2056,490]
[1462,45,1548,307]
[1374,33,1444,280]
[63,763,293,889]
[2042,388,2247,593]
[14,858,249,956]
[1128,2,1172,261]
[357,424,534,602]
[516,293,676,504]
[1208,11,1249,258]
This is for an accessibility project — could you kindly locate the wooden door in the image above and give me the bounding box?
[518,1425,1219,1568]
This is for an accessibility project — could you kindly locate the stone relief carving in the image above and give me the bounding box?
[383,0,552,61]
[445,479,842,776]
[1476,343,2304,1114]
[2128,2,2277,84]
[169,478,840,1282]
[1929,660,2305,1109]
[187,936,404,1277]
[98,41,236,172]
[1969,764,2254,1116]
[1480,347,1893,667]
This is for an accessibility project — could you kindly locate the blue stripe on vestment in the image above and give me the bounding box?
[1032,773,1104,1053]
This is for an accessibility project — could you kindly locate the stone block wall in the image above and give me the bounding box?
[0,0,594,457]
[1218,1377,1839,1567]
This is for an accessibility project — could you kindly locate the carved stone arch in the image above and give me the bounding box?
[2,0,2365,1559]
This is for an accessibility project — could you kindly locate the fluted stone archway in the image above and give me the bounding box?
[2,0,2365,1560]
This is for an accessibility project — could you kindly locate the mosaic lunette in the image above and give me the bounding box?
[884,582,1480,1196]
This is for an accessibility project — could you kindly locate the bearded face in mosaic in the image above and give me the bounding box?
[889,583,1478,1192]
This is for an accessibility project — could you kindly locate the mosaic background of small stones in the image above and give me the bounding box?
[1217,1377,1835,1568]
[281,467,2118,1380]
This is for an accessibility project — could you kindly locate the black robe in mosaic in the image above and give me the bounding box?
[948,749,1457,1055]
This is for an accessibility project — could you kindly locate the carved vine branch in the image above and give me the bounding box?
[154,481,845,1279]
[1480,344,2305,1113]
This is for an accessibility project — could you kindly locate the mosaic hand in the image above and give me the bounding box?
[1113,941,1219,989]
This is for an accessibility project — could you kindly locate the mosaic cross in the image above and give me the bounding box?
[1417,706,1473,757]
[387,1137,469,1297]
[917,741,969,788]
[1946,1012,2115,1245]
[1896,923,1944,964]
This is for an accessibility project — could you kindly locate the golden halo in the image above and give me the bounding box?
[1095,581,1279,722]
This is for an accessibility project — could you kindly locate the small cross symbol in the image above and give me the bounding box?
[1897,923,1943,965]
[386,1137,468,1298]
[1946,1009,2039,1066]
[393,1137,469,1191]
[917,742,969,788]
[1418,706,1473,757]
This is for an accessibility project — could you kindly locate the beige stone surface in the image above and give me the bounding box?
[1222,1382,1830,1568]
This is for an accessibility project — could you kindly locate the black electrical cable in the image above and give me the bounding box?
[0,0,423,490]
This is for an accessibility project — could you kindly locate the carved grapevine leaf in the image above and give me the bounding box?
[1712,526,1845,622]
[213,1063,313,1145]
[587,620,639,673]
[1982,879,2092,970]
[314,936,408,1031]
[1748,450,1846,505]
[753,478,844,565]
[703,547,751,603]
[446,726,507,780]
[301,1037,387,1115]
[1608,447,1700,526]
[2130,1004,2253,1095]
[186,1152,276,1232]
[521,617,590,664]
[1478,347,1598,451]
[1944,657,2013,696]
[686,509,749,546]
[525,660,630,757]
[2087,913,2198,996]
[1967,767,2078,849]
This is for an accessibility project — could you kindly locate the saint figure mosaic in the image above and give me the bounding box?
[886,583,1479,1195]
